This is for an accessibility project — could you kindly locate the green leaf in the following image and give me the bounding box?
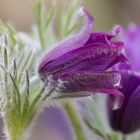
[10,73,21,115]
[17,49,33,85]
[44,1,56,30]
[4,47,8,68]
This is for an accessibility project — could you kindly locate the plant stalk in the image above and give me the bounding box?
[64,102,86,140]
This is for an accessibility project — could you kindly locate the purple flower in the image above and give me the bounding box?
[38,8,126,98]
[120,25,140,72]
[109,25,140,134]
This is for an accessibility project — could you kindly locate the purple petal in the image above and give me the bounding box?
[39,44,127,79]
[122,85,140,133]
[39,8,94,70]
[86,25,121,46]
[85,32,113,45]
[108,104,124,132]
[120,25,140,72]
[120,71,140,107]
[119,64,132,71]
[108,71,140,133]
[51,71,122,94]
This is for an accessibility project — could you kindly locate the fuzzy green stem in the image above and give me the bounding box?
[11,134,22,140]
[38,25,46,50]
[33,0,46,50]
[5,128,23,140]
[64,102,86,140]
[5,124,24,140]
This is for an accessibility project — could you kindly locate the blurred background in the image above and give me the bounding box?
[0,0,140,140]
[0,0,140,32]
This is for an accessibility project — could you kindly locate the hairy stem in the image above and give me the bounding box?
[11,134,22,140]
[5,129,23,140]
[64,102,86,140]
[38,25,46,50]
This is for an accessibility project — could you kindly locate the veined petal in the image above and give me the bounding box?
[120,25,140,72]
[111,41,124,49]
[123,85,140,133]
[119,63,132,71]
[39,8,94,70]
[86,25,120,46]
[108,71,140,133]
[85,32,113,45]
[51,71,121,93]
[39,44,127,79]
[120,71,140,107]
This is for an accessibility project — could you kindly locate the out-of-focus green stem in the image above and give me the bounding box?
[6,127,23,140]
[33,0,46,50]
[11,134,21,140]
[38,25,46,50]
[64,102,86,140]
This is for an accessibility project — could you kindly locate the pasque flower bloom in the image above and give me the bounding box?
[38,8,126,98]
[109,25,140,134]
[120,25,140,72]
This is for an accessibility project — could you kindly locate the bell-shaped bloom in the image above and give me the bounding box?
[120,25,140,72]
[109,25,140,134]
[38,8,126,98]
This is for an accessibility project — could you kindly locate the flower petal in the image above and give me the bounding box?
[122,85,140,133]
[108,104,124,132]
[120,71,140,107]
[86,25,120,46]
[39,44,127,79]
[108,71,140,133]
[51,71,121,94]
[120,25,140,72]
[39,8,94,70]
